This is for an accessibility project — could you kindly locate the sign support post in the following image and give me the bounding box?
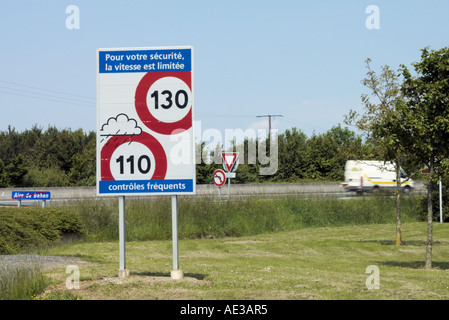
[171,195,184,279]
[221,152,239,199]
[118,195,129,279]
[213,169,226,200]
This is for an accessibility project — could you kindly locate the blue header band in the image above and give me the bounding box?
[98,48,191,73]
[99,179,194,194]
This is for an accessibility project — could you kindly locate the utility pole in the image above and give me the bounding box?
[257,114,283,133]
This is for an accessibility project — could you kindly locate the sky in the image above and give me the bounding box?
[1,0,448,142]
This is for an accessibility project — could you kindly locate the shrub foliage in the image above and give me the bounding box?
[0,207,85,254]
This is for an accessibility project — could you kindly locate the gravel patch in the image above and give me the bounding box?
[0,254,85,270]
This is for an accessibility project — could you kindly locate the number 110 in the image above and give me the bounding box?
[116,155,151,174]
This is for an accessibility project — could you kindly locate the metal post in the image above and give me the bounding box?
[228,176,230,198]
[439,176,443,223]
[218,186,222,201]
[17,199,21,208]
[172,195,179,270]
[118,196,129,279]
[171,195,183,279]
[42,200,46,208]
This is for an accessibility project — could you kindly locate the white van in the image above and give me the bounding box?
[341,160,414,193]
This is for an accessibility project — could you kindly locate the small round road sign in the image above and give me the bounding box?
[213,169,226,187]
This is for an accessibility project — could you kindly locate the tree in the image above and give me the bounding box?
[0,159,8,187]
[275,128,308,181]
[68,135,96,186]
[0,125,97,187]
[399,46,449,269]
[195,141,217,184]
[304,125,367,181]
[345,58,412,246]
[5,154,28,186]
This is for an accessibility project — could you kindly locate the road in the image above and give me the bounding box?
[0,181,426,206]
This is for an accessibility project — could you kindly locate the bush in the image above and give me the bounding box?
[0,207,85,254]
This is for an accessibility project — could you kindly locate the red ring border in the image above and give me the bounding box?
[100,132,167,181]
[135,71,192,135]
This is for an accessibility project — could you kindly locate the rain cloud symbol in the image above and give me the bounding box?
[100,113,142,146]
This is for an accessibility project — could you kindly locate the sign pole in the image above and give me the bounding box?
[213,169,226,199]
[221,152,238,199]
[118,196,129,279]
[171,195,184,279]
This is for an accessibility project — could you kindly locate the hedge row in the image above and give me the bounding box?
[0,207,85,254]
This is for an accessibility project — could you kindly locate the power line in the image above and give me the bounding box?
[0,79,95,108]
[0,86,94,105]
[257,114,283,132]
[0,80,94,101]
[196,112,256,118]
[0,89,95,108]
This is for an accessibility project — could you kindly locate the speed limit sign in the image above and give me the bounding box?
[96,46,195,196]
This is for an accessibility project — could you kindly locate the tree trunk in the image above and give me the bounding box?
[425,157,434,269]
[395,157,402,245]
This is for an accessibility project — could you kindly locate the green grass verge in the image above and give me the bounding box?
[41,221,449,300]
[0,194,432,300]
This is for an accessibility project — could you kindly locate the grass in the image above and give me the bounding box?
[39,221,449,300]
[0,261,48,300]
[38,205,449,300]
[6,193,448,300]
[71,194,423,242]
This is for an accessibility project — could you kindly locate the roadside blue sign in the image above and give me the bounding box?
[12,191,51,200]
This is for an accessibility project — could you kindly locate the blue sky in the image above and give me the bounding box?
[1,1,448,140]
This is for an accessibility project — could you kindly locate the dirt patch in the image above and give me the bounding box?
[43,273,211,300]
[0,254,97,271]
[223,240,266,244]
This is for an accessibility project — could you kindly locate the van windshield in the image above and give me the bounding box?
[400,168,408,179]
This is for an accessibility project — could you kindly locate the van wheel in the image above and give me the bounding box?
[372,185,380,193]
[403,186,412,194]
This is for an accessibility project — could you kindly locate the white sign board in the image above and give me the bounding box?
[96,46,195,196]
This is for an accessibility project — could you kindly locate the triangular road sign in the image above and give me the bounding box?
[222,152,239,172]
